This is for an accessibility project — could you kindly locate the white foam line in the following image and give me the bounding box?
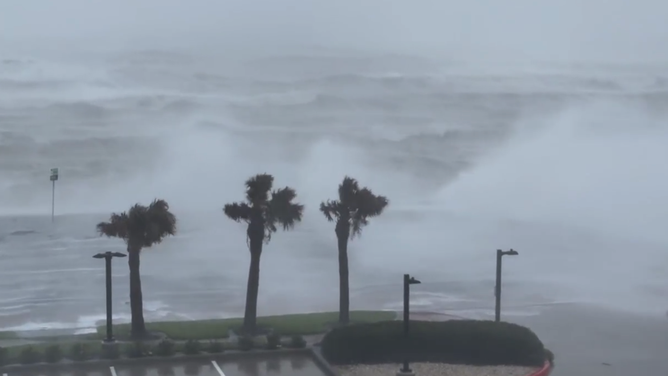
[109,366,117,376]
[211,360,226,376]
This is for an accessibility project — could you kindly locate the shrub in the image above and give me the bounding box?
[44,344,63,363]
[69,343,93,361]
[155,339,175,357]
[321,320,545,366]
[126,342,151,358]
[183,340,201,355]
[19,346,41,364]
[238,336,254,351]
[288,335,306,349]
[266,333,281,350]
[545,348,555,365]
[100,343,121,360]
[207,340,224,354]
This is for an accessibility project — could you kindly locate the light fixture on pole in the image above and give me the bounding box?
[398,274,421,376]
[49,168,58,222]
[495,248,518,322]
[93,251,127,343]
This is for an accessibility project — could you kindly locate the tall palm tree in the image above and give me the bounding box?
[320,177,389,324]
[224,173,304,334]
[96,199,176,338]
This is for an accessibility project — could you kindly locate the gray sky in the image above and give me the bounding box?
[1,0,667,61]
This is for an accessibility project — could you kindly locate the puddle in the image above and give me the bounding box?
[113,359,220,376]
[218,353,327,376]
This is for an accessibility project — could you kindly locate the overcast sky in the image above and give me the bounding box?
[1,0,667,62]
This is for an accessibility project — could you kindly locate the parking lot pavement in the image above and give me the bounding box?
[1,353,329,376]
[3,366,110,376]
[2,359,220,376]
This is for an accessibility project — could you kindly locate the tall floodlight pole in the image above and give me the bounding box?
[50,168,58,222]
[495,248,518,322]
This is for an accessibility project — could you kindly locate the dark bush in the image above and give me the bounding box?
[0,347,7,366]
[100,343,121,360]
[19,346,41,364]
[69,343,93,361]
[266,333,281,350]
[238,336,254,351]
[183,340,201,355]
[207,340,224,354]
[321,320,545,366]
[545,348,555,365]
[126,342,151,358]
[287,335,306,349]
[154,339,175,357]
[44,344,63,363]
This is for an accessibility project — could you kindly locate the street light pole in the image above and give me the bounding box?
[495,249,518,322]
[49,168,58,222]
[93,251,127,342]
[399,274,421,376]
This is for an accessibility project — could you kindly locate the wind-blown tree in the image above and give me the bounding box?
[224,173,304,334]
[320,177,389,324]
[96,199,176,338]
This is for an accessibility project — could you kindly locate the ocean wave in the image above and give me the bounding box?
[0,78,71,91]
[109,49,195,66]
[296,72,435,88]
[0,131,35,146]
[42,101,109,118]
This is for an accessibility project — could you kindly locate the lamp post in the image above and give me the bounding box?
[495,249,518,322]
[399,274,421,376]
[93,251,126,342]
[49,168,58,222]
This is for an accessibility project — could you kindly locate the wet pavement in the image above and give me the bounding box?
[513,304,668,376]
[3,354,327,376]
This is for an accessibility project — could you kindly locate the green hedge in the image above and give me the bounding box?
[321,320,546,366]
[0,334,310,366]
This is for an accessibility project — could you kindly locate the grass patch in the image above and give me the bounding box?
[97,310,396,340]
[0,331,18,340]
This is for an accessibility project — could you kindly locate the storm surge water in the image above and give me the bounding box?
[0,48,667,334]
[434,99,668,316]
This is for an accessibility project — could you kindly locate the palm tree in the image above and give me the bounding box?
[96,199,176,338]
[224,173,304,334]
[320,177,389,324]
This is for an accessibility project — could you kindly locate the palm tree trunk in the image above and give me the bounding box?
[127,245,146,338]
[336,222,350,324]
[243,230,263,334]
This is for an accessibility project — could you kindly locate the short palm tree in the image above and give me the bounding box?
[96,199,176,338]
[224,173,304,334]
[320,177,388,324]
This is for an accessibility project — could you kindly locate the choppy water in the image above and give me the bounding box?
[1,49,668,334]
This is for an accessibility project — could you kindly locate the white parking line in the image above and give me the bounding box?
[109,366,118,376]
[211,360,226,376]
[3,372,8,376]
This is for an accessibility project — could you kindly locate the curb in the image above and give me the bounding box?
[526,361,552,376]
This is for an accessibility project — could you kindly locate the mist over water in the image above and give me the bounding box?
[1,1,668,336]
[434,100,668,315]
